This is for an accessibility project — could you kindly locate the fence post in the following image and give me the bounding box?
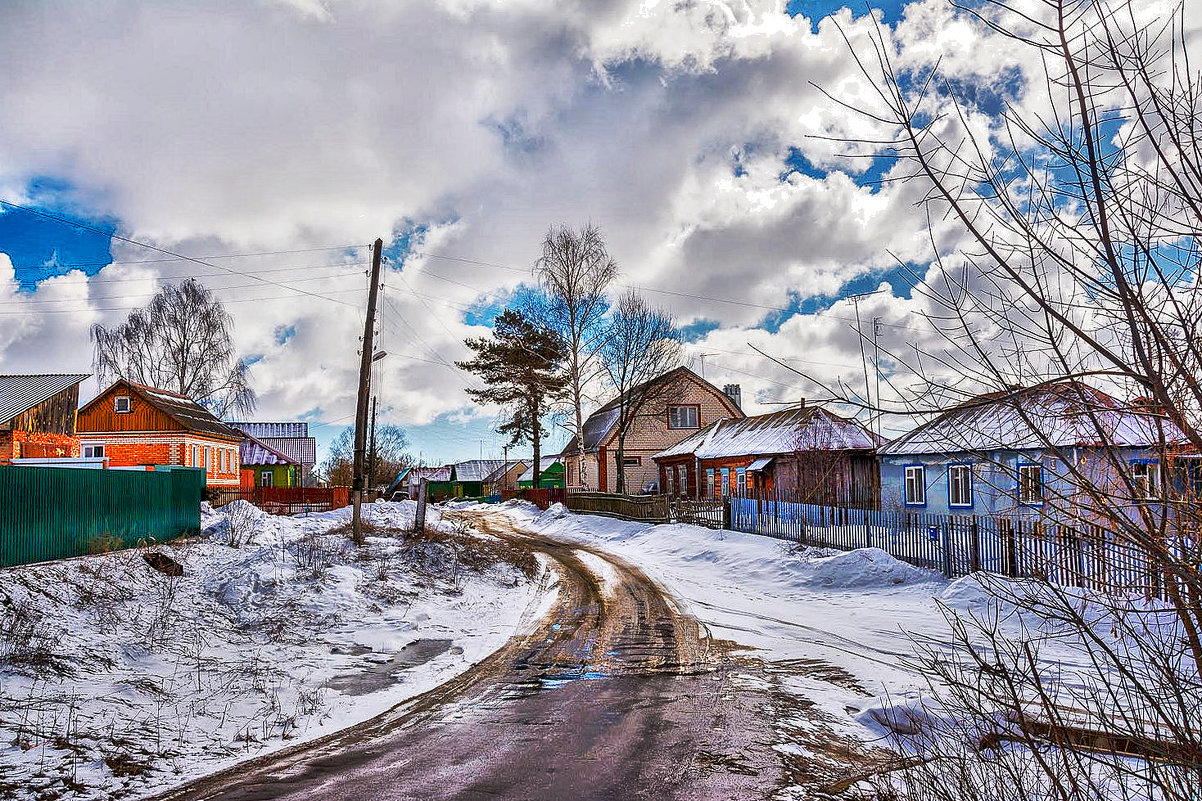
[723,498,732,530]
[970,516,981,573]
[941,516,953,578]
[414,478,428,532]
[1004,519,1018,577]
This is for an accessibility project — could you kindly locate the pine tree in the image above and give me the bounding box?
[456,309,568,488]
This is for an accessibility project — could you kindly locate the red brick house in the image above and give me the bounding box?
[560,367,745,494]
[654,404,880,505]
[76,380,243,487]
[0,374,90,464]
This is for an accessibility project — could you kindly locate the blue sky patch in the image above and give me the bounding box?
[678,318,721,342]
[786,0,907,33]
[0,178,115,290]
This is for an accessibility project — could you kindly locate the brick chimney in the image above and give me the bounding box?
[722,383,742,411]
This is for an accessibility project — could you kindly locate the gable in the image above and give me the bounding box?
[78,382,185,435]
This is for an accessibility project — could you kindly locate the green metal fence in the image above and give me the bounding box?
[0,466,204,567]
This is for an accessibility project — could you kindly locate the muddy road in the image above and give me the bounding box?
[151,512,822,800]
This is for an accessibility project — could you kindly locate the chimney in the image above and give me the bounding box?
[722,383,742,411]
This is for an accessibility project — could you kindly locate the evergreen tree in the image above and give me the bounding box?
[456,309,568,488]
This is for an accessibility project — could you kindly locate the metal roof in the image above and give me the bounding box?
[655,405,879,460]
[408,465,452,483]
[483,460,527,483]
[452,459,508,483]
[0,374,89,425]
[259,436,317,465]
[240,433,299,466]
[878,382,1187,455]
[80,381,243,441]
[226,421,309,438]
[747,457,774,471]
[518,456,562,483]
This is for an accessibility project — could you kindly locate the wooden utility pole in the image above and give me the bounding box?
[367,396,378,494]
[352,238,384,545]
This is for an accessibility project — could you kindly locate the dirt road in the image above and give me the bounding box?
[151,512,792,800]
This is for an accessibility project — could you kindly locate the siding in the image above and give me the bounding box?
[78,384,183,434]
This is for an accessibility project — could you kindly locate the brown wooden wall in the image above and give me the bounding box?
[6,385,80,436]
[77,382,184,434]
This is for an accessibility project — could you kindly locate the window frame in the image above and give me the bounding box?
[82,444,105,459]
[665,467,675,495]
[114,395,132,414]
[947,463,973,509]
[1130,459,1160,500]
[705,468,715,498]
[903,464,926,507]
[1017,462,1045,506]
[736,467,747,495]
[622,456,641,467]
[260,470,274,488]
[666,404,701,430]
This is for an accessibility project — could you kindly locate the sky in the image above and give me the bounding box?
[0,0,1174,466]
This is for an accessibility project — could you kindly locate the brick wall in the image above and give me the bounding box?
[80,432,241,487]
[0,431,81,464]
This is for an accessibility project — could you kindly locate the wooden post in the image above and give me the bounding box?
[970,515,981,573]
[352,238,384,546]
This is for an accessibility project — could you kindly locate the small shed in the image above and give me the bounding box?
[0,374,89,464]
[240,433,300,488]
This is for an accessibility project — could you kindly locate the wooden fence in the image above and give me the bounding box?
[729,496,1190,598]
[501,487,567,510]
[566,492,672,523]
[209,486,351,516]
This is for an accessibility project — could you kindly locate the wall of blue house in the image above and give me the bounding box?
[878,446,1165,518]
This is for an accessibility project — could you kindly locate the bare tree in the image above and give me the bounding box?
[320,424,413,488]
[600,290,682,494]
[91,278,255,416]
[810,0,1202,797]
[533,224,618,490]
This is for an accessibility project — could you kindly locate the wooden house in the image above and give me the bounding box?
[561,367,744,494]
[517,457,565,489]
[876,381,1188,518]
[484,460,528,496]
[227,422,318,485]
[0,374,89,464]
[240,432,300,488]
[450,459,509,498]
[76,380,243,487]
[654,404,879,504]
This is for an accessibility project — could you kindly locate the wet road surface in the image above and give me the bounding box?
[151,512,795,800]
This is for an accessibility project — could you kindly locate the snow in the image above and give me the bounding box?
[0,500,549,801]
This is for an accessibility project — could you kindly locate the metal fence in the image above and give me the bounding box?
[208,486,351,515]
[502,487,567,510]
[0,465,204,567]
[729,495,1189,598]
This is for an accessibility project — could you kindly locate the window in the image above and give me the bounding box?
[948,464,973,508]
[83,444,104,458]
[622,456,641,467]
[665,468,675,495]
[667,405,700,429]
[676,465,686,496]
[1131,460,1160,500]
[706,468,715,498]
[191,445,200,467]
[114,395,131,413]
[1017,463,1044,505]
[736,467,747,495]
[903,465,926,506]
[720,467,730,497]
[260,471,274,487]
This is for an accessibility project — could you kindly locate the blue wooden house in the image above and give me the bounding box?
[877,382,1186,519]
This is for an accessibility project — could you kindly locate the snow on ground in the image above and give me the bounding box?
[0,500,549,801]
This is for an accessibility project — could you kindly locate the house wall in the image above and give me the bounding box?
[78,383,182,434]
[241,464,295,488]
[0,385,83,465]
[878,447,1161,518]
[1,431,81,464]
[599,374,742,493]
[79,432,241,487]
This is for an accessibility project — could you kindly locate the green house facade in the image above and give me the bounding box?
[517,457,565,489]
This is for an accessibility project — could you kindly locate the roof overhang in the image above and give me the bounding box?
[747,457,774,472]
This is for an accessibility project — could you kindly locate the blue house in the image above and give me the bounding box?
[877,382,1187,519]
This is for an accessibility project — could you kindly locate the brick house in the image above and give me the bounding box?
[0,374,90,464]
[654,404,880,504]
[76,380,243,487]
[561,367,745,494]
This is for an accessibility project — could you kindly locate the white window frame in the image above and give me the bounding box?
[948,464,973,508]
[736,467,747,495]
[705,468,715,498]
[1131,460,1160,500]
[676,465,686,496]
[903,465,926,506]
[82,444,105,459]
[260,471,274,487]
[191,444,200,467]
[1017,463,1044,505]
[667,405,700,430]
[114,395,131,413]
[665,468,675,495]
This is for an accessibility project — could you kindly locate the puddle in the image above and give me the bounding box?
[325,638,455,696]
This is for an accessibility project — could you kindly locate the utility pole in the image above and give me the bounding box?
[367,396,378,495]
[872,317,882,441]
[352,238,384,546]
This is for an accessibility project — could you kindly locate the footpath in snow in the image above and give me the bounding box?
[0,500,549,801]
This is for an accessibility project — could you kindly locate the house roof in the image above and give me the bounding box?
[878,381,1187,456]
[226,422,317,465]
[562,366,743,455]
[452,459,508,483]
[83,380,243,441]
[483,460,527,483]
[518,456,562,483]
[240,432,300,466]
[655,405,879,460]
[0,374,89,424]
[408,465,452,483]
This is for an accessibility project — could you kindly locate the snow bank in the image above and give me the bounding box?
[797,547,938,589]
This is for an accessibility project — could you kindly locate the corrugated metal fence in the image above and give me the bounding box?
[0,466,204,567]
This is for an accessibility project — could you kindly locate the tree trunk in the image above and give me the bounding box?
[531,396,542,490]
[615,428,627,495]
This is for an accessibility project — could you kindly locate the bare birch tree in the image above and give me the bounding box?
[600,290,682,494]
[91,278,255,417]
[813,0,1202,797]
[533,224,617,489]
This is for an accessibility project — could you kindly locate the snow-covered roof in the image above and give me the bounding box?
[655,405,879,460]
[483,460,526,482]
[227,422,317,465]
[239,433,299,466]
[226,421,308,438]
[452,459,507,483]
[878,382,1186,456]
[518,456,562,483]
[82,381,243,442]
[0,374,89,424]
[408,465,452,483]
